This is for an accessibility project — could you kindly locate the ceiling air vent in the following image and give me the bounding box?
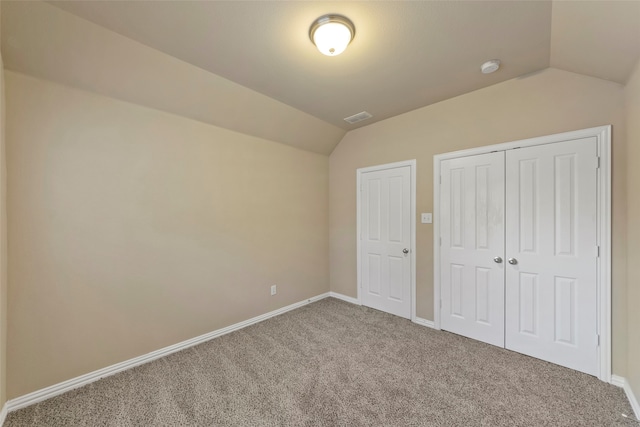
[344,111,373,124]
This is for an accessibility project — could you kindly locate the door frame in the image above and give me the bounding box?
[433,126,612,382]
[357,159,417,321]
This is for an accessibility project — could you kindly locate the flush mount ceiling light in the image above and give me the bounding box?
[481,59,501,74]
[309,14,355,56]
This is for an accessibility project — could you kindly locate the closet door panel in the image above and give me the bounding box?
[440,151,505,347]
[504,137,598,376]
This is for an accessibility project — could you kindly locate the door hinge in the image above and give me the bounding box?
[439,175,442,184]
[440,299,442,309]
[597,334,600,347]
[439,237,442,246]
[596,157,601,169]
[596,246,600,258]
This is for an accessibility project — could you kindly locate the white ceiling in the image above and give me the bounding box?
[47,0,555,130]
[2,1,639,154]
[551,1,640,84]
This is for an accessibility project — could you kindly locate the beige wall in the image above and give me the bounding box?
[625,60,640,403]
[0,14,8,408]
[329,68,628,375]
[5,71,330,398]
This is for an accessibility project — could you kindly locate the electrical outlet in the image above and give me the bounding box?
[421,213,433,224]
[270,285,277,296]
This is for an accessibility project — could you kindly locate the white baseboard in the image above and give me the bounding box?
[0,402,7,426]
[5,292,330,413]
[413,317,437,329]
[611,374,626,388]
[328,291,360,305]
[612,375,640,419]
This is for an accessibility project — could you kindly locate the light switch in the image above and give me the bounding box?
[421,213,433,224]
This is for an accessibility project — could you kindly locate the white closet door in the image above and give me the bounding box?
[361,166,412,319]
[440,152,505,347]
[505,137,598,375]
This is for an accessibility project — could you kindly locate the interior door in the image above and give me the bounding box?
[440,152,505,347]
[361,165,411,319]
[504,138,598,375]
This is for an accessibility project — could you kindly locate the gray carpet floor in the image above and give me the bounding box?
[5,298,635,426]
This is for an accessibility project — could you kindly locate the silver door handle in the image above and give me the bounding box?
[508,258,518,265]
[403,248,409,254]
[493,256,502,263]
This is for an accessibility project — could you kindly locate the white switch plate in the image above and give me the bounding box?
[421,213,433,224]
[270,285,277,296]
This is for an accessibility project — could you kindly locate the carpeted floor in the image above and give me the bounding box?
[5,298,635,426]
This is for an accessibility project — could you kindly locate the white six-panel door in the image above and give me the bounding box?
[505,138,598,375]
[361,166,412,319]
[439,137,599,376]
[440,152,505,347]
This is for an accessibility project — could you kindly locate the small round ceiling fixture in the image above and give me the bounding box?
[481,59,501,74]
[309,14,355,56]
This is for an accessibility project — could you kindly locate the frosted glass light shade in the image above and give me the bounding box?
[309,15,355,56]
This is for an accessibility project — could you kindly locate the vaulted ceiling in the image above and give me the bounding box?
[2,1,639,154]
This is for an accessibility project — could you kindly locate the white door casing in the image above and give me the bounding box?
[357,161,415,319]
[440,151,506,347]
[505,138,598,375]
[433,126,611,382]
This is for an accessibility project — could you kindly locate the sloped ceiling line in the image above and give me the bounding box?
[2,0,639,155]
